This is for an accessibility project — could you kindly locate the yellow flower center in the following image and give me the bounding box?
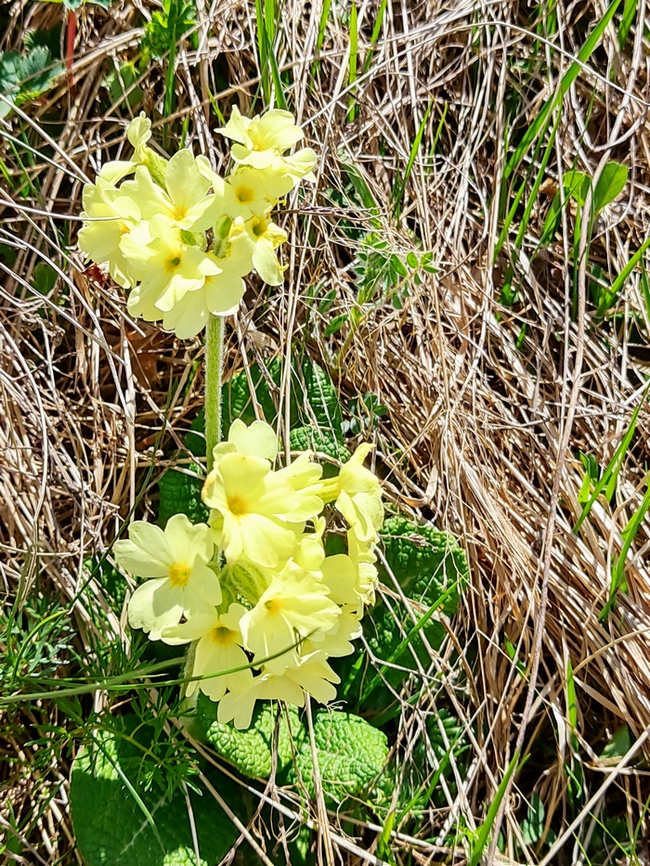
[172,205,188,221]
[234,185,255,203]
[211,626,236,645]
[264,597,283,615]
[169,562,191,587]
[250,217,268,238]
[165,254,182,272]
[227,495,248,516]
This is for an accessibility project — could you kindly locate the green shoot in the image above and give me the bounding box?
[600,476,650,621]
[574,394,646,533]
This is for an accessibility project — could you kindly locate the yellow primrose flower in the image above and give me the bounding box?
[120,215,221,323]
[219,106,303,161]
[294,516,326,571]
[346,530,379,606]
[303,606,362,658]
[218,106,317,184]
[216,651,339,729]
[77,179,141,288]
[126,112,152,162]
[120,154,219,231]
[239,564,340,673]
[161,603,252,701]
[223,167,292,220]
[202,449,323,569]
[160,227,256,337]
[321,553,362,606]
[216,674,283,729]
[114,514,221,640]
[213,418,279,464]
[335,443,384,543]
[96,160,137,185]
[244,214,288,286]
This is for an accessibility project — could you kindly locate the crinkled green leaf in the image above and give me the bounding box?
[300,357,342,435]
[190,694,303,779]
[287,711,389,803]
[336,517,468,711]
[222,359,283,429]
[290,426,349,463]
[381,515,468,613]
[222,356,343,442]
[157,468,208,527]
[70,716,246,866]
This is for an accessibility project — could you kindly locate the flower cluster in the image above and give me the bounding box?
[78,108,316,338]
[114,420,384,729]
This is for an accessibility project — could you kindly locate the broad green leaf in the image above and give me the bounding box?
[190,695,302,779]
[563,170,591,207]
[31,262,57,295]
[521,793,545,846]
[286,711,389,803]
[593,162,628,214]
[600,724,632,760]
[70,717,247,866]
[157,468,208,528]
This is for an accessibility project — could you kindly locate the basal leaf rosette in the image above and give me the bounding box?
[77,109,317,338]
[114,419,384,729]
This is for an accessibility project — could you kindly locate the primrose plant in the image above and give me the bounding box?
[78,107,384,729]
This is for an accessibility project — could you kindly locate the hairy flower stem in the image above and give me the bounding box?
[205,314,224,472]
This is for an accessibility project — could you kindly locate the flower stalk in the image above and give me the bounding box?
[205,313,225,472]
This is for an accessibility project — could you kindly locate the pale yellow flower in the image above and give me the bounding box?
[77,179,142,288]
[335,444,384,543]
[120,153,219,231]
[120,216,221,324]
[218,106,317,185]
[161,603,252,701]
[223,167,293,220]
[126,112,152,162]
[243,213,288,285]
[239,563,340,673]
[114,514,221,640]
[216,651,339,729]
[159,227,255,336]
[346,530,379,606]
[202,447,323,568]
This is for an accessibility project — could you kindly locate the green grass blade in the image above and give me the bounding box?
[618,0,637,48]
[469,749,522,866]
[361,0,387,75]
[347,2,358,122]
[360,581,459,705]
[600,476,650,621]
[574,395,646,533]
[494,108,561,260]
[393,100,432,219]
[254,0,270,103]
[504,0,622,181]
[316,0,331,53]
[605,235,650,309]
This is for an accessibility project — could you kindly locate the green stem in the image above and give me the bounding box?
[205,314,224,472]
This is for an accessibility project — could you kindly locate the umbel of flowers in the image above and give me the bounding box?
[77,108,317,338]
[79,106,385,728]
[114,420,384,729]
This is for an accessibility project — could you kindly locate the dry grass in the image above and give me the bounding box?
[2,0,650,862]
